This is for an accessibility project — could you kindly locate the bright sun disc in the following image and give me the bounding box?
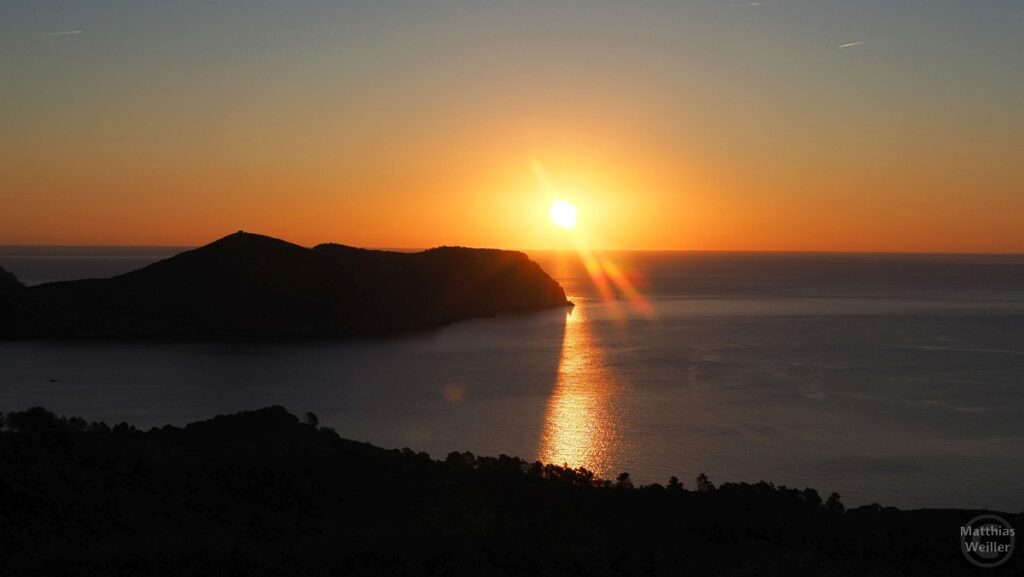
[549,200,578,230]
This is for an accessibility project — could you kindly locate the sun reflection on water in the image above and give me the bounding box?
[537,303,626,478]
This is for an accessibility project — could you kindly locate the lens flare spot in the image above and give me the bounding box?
[442,383,467,404]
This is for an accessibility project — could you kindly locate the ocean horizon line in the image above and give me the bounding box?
[1,244,1023,258]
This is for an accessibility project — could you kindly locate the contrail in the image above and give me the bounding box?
[43,30,84,36]
[838,41,865,48]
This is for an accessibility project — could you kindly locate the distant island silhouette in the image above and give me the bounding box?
[1,406,1017,576]
[0,231,571,339]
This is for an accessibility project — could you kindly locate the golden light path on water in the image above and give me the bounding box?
[537,303,627,478]
[533,161,653,477]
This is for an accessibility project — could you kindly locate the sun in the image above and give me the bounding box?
[549,200,578,230]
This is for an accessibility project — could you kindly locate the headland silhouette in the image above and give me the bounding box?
[0,231,571,339]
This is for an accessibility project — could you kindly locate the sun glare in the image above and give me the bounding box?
[549,200,578,230]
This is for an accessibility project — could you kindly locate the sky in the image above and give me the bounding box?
[2,0,1022,251]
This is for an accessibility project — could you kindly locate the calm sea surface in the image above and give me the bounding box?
[1,247,1023,511]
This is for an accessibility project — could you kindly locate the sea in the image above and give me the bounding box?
[1,246,1022,512]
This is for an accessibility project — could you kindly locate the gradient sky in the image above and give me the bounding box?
[2,0,1022,251]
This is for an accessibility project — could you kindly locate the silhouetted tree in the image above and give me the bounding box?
[616,472,633,489]
[803,488,822,508]
[696,473,715,492]
[667,476,683,491]
[827,492,845,513]
[304,411,319,427]
[445,451,477,469]
[112,422,134,435]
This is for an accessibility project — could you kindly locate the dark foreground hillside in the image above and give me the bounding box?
[0,231,570,339]
[0,407,1019,576]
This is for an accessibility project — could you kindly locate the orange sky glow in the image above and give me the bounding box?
[2,2,1021,252]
